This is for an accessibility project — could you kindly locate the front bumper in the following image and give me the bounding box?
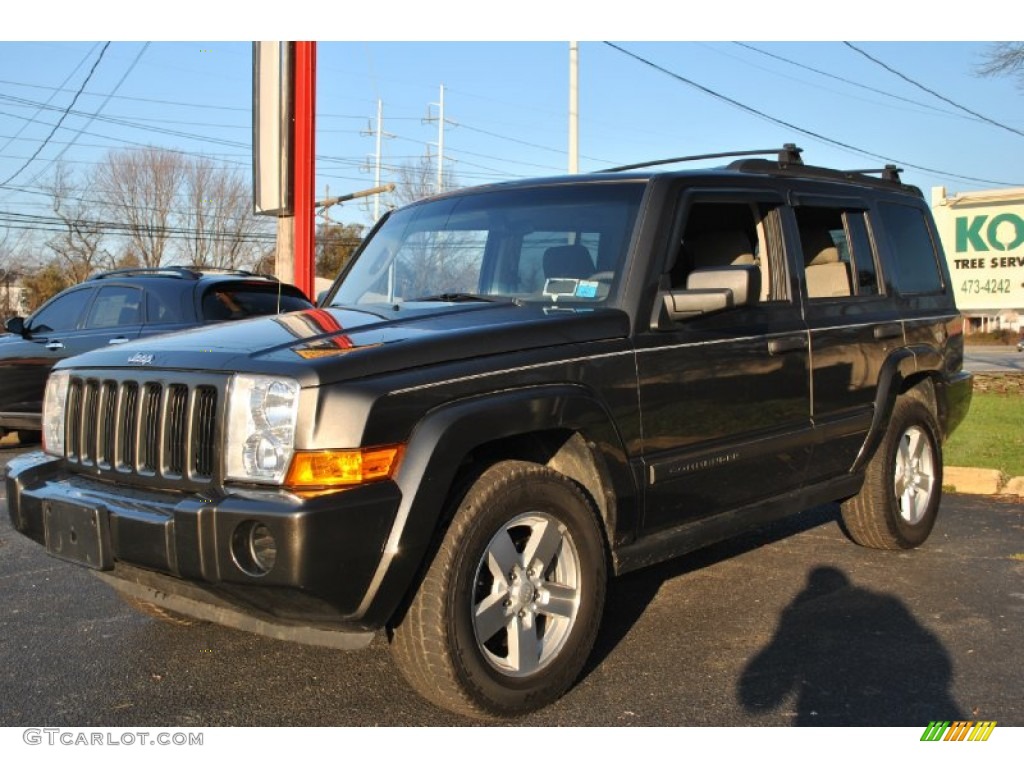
[6,452,402,636]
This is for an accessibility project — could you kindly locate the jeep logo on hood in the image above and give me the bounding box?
[127,353,153,365]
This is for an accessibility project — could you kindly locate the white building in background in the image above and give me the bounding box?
[931,186,1024,335]
[0,281,28,318]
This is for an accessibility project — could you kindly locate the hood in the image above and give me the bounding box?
[58,303,631,387]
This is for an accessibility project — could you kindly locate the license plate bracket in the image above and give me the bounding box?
[43,499,113,570]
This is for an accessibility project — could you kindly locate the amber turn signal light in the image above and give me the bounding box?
[284,445,404,489]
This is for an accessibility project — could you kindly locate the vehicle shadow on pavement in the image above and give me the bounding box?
[585,504,965,726]
[586,504,843,676]
[737,565,964,725]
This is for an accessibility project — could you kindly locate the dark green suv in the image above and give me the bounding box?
[0,267,311,442]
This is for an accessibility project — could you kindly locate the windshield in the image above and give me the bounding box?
[329,182,644,308]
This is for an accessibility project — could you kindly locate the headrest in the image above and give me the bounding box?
[687,230,755,268]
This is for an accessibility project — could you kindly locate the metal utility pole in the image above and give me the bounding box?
[569,41,579,174]
[360,100,393,221]
[424,84,447,194]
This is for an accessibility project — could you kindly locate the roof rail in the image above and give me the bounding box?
[730,157,915,192]
[599,144,803,173]
[88,266,200,281]
[840,165,904,184]
[88,266,280,282]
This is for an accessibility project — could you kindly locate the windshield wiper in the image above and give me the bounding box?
[408,293,505,303]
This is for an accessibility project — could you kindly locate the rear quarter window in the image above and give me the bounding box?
[878,202,945,294]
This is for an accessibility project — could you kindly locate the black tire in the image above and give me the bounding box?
[116,591,202,627]
[841,396,943,549]
[391,460,607,719]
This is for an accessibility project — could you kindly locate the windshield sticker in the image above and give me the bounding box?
[575,280,599,298]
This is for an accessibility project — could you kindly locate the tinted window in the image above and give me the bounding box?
[29,288,93,333]
[147,289,187,324]
[201,284,311,322]
[84,285,143,328]
[797,207,880,299]
[878,202,944,294]
[332,183,644,306]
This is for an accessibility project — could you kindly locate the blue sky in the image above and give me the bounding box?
[1,7,1022,243]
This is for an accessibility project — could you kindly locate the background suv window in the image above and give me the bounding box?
[84,285,143,328]
[27,287,93,333]
[201,284,310,322]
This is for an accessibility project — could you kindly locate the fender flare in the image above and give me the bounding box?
[355,384,636,626]
[851,345,935,473]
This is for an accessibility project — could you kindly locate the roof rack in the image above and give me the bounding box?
[89,266,200,281]
[730,157,913,191]
[88,266,279,282]
[600,144,804,173]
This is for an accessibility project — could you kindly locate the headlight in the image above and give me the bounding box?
[42,371,70,456]
[225,374,300,483]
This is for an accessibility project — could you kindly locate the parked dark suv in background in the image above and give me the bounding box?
[0,267,312,441]
[7,146,973,719]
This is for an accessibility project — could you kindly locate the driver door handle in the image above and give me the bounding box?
[108,337,131,345]
[45,341,64,351]
[767,335,808,355]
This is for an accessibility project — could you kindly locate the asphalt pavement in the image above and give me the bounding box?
[963,344,1024,373]
[0,445,1021,727]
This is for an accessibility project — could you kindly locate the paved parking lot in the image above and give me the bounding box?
[0,445,1021,727]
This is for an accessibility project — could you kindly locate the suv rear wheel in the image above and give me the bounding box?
[841,396,943,549]
[391,460,606,719]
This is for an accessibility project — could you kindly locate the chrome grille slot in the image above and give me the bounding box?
[165,384,188,476]
[118,382,139,471]
[66,378,83,462]
[192,386,217,480]
[81,379,99,466]
[98,380,117,469]
[140,383,162,473]
[62,373,221,489]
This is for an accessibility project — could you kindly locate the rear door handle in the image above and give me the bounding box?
[108,337,131,345]
[874,322,902,340]
[768,335,808,355]
[45,341,64,351]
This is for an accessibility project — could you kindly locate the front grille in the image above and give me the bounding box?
[64,374,222,487]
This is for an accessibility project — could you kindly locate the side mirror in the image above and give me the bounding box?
[316,290,329,307]
[5,316,25,336]
[654,265,761,328]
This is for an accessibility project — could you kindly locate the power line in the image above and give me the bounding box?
[0,43,100,156]
[0,42,111,188]
[842,42,1024,139]
[602,42,1023,188]
[732,42,968,119]
[14,43,152,195]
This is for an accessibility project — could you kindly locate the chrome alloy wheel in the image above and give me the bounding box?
[894,425,936,525]
[471,511,582,677]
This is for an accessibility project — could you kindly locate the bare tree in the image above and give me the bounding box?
[44,162,110,284]
[391,155,459,207]
[181,157,270,270]
[93,147,184,268]
[976,42,1024,89]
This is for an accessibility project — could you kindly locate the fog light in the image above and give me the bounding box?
[231,521,278,576]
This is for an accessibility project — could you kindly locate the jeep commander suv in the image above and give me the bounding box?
[6,146,973,719]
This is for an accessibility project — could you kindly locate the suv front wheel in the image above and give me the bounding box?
[841,395,943,549]
[391,460,607,719]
